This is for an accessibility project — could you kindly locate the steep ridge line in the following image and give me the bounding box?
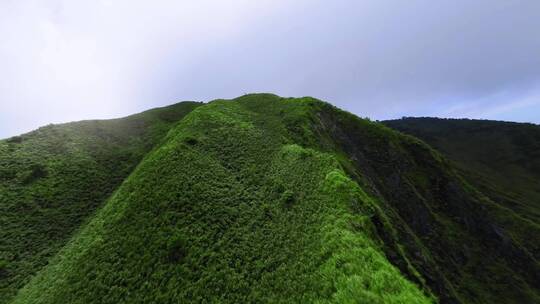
[12,95,432,303]
[2,94,539,303]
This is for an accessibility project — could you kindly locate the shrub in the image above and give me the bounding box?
[21,164,48,184]
[167,234,187,263]
[0,259,8,277]
[7,136,23,143]
[281,190,295,208]
[184,136,198,145]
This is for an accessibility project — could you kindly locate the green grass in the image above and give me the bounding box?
[10,95,431,303]
[374,117,540,303]
[0,102,201,303]
[384,117,540,222]
[2,94,539,303]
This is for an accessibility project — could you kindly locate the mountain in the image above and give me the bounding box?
[0,101,202,303]
[384,117,540,224]
[1,95,539,303]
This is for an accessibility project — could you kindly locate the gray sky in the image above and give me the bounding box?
[1,0,540,138]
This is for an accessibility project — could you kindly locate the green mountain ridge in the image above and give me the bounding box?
[0,101,202,302]
[384,117,540,223]
[1,95,538,303]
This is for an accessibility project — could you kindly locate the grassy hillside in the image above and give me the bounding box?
[11,95,432,303]
[317,111,539,303]
[384,118,540,223]
[0,102,201,303]
[3,95,539,303]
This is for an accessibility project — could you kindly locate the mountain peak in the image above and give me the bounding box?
[2,95,539,303]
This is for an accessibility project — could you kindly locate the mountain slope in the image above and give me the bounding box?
[317,112,539,303]
[384,117,540,223]
[0,102,201,303]
[11,95,432,303]
[4,95,540,303]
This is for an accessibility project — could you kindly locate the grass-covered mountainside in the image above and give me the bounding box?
[384,117,540,224]
[1,95,539,303]
[0,102,201,303]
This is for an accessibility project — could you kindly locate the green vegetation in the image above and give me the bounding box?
[308,109,540,303]
[380,117,540,303]
[9,95,431,303]
[384,117,540,222]
[0,101,201,303]
[2,95,539,303]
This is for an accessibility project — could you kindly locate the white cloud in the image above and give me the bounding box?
[1,0,539,137]
[0,0,287,137]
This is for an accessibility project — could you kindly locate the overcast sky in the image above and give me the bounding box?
[1,0,540,138]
